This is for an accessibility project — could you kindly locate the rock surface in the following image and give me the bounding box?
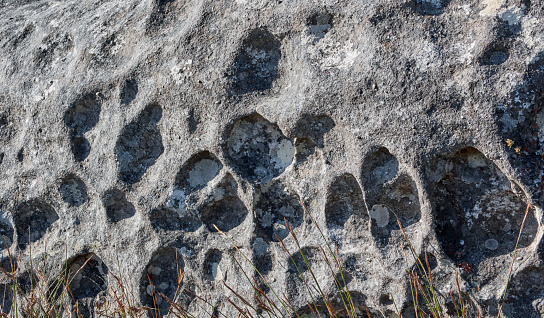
[0,0,543,316]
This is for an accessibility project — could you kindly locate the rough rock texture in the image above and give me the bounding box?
[0,0,543,317]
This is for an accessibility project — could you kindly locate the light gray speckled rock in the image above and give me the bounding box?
[0,0,543,316]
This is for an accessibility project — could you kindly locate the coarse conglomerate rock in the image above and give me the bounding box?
[0,0,543,316]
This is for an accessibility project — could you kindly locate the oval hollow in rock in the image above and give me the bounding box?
[362,147,399,195]
[120,78,138,105]
[115,103,164,185]
[59,173,88,207]
[201,196,248,232]
[64,93,101,162]
[325,173,367,230]
[150,207,201,232]
[70,136,91,162]
[480,45,509,66]
[66,253,109,317]
[175,151,222,192]
[432,147,538,268]
[102,188,135,222]
[368,174,421,248]
[225,114,294,183]
[362,148,421,250]
[228,28,281,95]
[64,93,101,136]
[14,199,59,249]
[204,249,223,281]
[141,247,183,316]
[254,182,302,242]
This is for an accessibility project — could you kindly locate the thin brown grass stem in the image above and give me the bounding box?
[401,242,419,318]
[275,231,321,318]
[497,203,531,318]
[318,246,353,318]
[230,251,285,317]
[182,290,224,318]
[454,271,465,317]
[285,218,341,318]
[213,224,292,318]
[300,200,359,318]
[223,281,257,313]
[390,293,402,318]
[225,297,253,318]
[449,290,461,318]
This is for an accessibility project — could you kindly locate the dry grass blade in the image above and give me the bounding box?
[275,228,322,317]
[449,290,461,318]
[454,270,465,318]
[496,203,531,317]
[300,201,358,318]
[318,246,353,318]
[213,224,293,318]
[222,281,256,312]
[0,198,531,318]
[397,212,443,318]
[181,286,229,318]
[225,297,254,318]
[157,291,196,318]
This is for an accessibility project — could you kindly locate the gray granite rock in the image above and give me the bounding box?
[0,0,543,316]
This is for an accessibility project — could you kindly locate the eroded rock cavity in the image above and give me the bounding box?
[432,147,538,275]
[58,173,88,207]
[228,28,281,95]
[102,188,135,222]
[225,114,294,183]
[1,1,544,317]
[362,148,421,249]
[168,151,222,211]
[142,247,184,316]
[64,93,101,162]
[325,173,368,245]
[66,253,109,317]
[116,103,164,185]
[14,199,58,249]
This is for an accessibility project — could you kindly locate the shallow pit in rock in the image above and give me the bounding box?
[225,113,294,183]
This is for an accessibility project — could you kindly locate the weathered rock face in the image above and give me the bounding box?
[0,0,543,316]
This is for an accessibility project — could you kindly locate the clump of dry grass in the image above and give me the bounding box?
[394,203,533,318]
[0,203,532,318]
[212,200,362,318]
